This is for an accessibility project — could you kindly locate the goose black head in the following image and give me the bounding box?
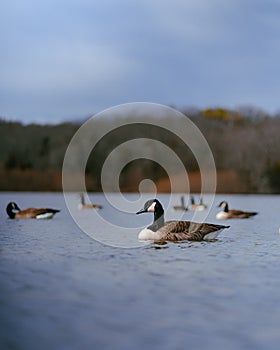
[218,201,229,212]
[136,199,165,231]
[136,199,163,215]
[6,202,20,219]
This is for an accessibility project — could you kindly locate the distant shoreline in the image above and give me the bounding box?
[0,168,276,194]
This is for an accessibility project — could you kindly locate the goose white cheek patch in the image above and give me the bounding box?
[147,202,156,212]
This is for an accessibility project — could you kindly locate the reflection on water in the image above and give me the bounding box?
[0,192,280,350]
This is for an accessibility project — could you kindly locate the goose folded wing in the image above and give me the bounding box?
[228,209,257,218]
[20,208,59,217]
[186,222,227,240]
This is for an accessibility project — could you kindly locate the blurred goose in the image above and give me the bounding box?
[6,202,60,219]
[216,201,258,219]
[189,195,207,211]
[78,193,103,210]
[136,199,229,241]
[172,196,188,211]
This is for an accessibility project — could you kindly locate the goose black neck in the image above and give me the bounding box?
[80,194,85,205]
[180,196,185,206]
[223,202,229,212]
[6,207,15,219]
[148,204,165,232]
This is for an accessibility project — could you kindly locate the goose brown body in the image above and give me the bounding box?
[137,199,229,242]
[172,196,188,211]
[189,196,207,211]
[216,201,258,219]
[152,220,229,241]
[78,193,103,210]
[79,203,103,209]
[6,202,60,219]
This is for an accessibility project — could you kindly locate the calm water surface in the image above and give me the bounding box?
[0,192,280,350]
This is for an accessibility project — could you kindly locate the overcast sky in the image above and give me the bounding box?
[1,0,280,123]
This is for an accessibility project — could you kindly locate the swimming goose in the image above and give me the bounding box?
[172,196,188,211]
[78,193,103,210]
[136,199,229,241]
[6,202,60,219]
[189,196,207,211]
[216,201,258,219]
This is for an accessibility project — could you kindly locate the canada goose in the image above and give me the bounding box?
[189,195,207,211]
[172,196,188,211]
[216,201,258,219]
[78,193,103,210]
[136,199,229,241]
[6,202,60,219]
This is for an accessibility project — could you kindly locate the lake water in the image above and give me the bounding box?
[0,192,280,350]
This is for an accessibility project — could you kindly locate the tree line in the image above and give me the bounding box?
[0,106,280,193]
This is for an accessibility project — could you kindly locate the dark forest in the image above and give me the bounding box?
[1,107,280,193]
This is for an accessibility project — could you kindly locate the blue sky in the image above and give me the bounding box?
[1,0,280,124]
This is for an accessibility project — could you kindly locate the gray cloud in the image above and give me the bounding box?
[0,0,279,123]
